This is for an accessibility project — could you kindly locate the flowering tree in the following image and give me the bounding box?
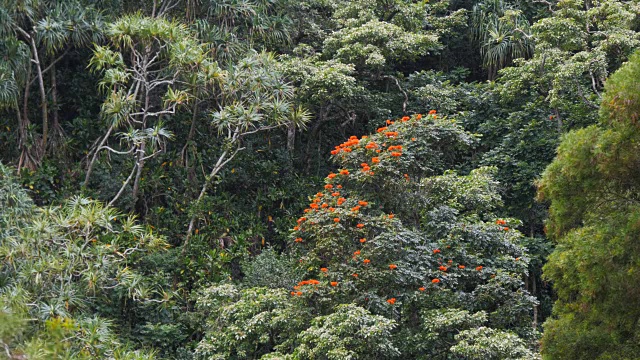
[196,111,539,359]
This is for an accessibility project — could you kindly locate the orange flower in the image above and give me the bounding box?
[352,273,358,277]
[294,237,303,243]
[293,226,300,231]
[369,171,375,175]
[338,197,346,205]
[354,250,361,255]
[458,265,465,269]
[402,116,410,122]
[432,278,440,284]
[297,217,307,224]
[325,184,333,189]
[321,203,328,208]
[334,218,340,223]
[391,152,402,157]
[360,238,366,243]
[304,208,311,213]
[337,184,343,189]
[361,163,369,168]
[329,207,335,212]
[419,287,426,291]
[327,173,337,179]
[386,298,396,304]
[358,201,369,206]
[365,143,378,150]
[416,114,422,120]
[495,219,506,225]
[356,223,365,228]
[343,148,352,152]
[439,266,447,271]
[296,291,302,296]
[291,291,296,296]
[320,268,328,272]
[411,137,416,141]
[515,257,520,261]
[388,214,394,219]
[389,264,397,270]
[429,110,437,115]
[330,150,338,155]
[371,157,380,164]
[340,169,350,176]
[503,227,509,231]
[386,119,392,125]
[476,266,483,271]
[309,279,320,285]
[351,205,361,212]
[376,127,388,133]
[384,131,398,138]
[332,192,340,197]
[330,281,338,287]
[433,249,441,254]
[363,258,371,264]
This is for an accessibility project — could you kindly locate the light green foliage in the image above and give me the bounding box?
[451,326,539,360]
[538,51,640,359]
[293,304,399,360]
[195,284,309,360]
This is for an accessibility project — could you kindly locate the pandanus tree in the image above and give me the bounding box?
[195,112,539,359]
[84,15,205,207]
[472,0,534,80]
[0,0,103,169]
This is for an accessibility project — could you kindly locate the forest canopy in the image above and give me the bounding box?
[1,0,639,359]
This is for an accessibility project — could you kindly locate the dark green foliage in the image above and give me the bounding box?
[539,51,640,359]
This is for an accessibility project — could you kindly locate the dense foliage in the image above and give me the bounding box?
[1,0,639,358]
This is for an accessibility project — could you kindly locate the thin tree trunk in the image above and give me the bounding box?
[30,37,49,152]
[131,140,146,202]
[50,63,63,140]
[286,123,295,153]
[532,273,538,329]
[84,124,114,188]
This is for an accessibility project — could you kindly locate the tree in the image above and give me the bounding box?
[538,51,640,359]
[195,112,539,358]
[0,0,103,169]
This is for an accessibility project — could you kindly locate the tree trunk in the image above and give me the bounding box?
[132,139,146,203]
[286,122,296,153]
[30,37,49,153]
[84,124,114,188]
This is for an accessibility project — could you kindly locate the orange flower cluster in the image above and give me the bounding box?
[388,145,402,151]
[361,163,371,172]
[354,250,361,256]
[401,116,410,121]
[389,264,397,270]
[330,281,338,287]
[339,169,349,176]
[433,249,441,254]
[476,266,483,271]
[495,219,506,225]
[365,142,379,150]
[337,197,346,205]
[356,223,365,228]
[363,259,371,264]
[429,110,437,115]
[294,237,303,243]
[359,238,366,243]
[387,298,396,304]
[416,114,422,120]
[419,287,426,291]
[458,265,465,269]
[324,184,333,189]
[327,173,337,179]
[376,127,388,133]
[320,267,328,272]
[391,152,402,157]
[432,278,440,284]
[438,265,447,272]
[384,131,399,138]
